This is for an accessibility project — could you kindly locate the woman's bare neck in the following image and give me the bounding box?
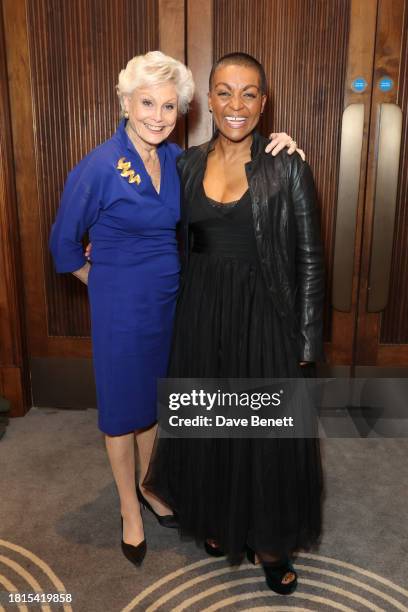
[213,132,253,163]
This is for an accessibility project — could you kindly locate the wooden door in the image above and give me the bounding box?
[186,0,408,374]
[354,0,408,371]
[1,0,185,413]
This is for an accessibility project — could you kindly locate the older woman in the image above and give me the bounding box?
[50,51,301,567]
[145,52,324,594]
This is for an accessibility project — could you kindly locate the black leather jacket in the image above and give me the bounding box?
[177,131,325,362]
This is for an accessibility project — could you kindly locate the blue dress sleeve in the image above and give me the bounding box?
[50,158,101,273]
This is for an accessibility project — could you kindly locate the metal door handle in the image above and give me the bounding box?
[367,103,403,312]
[332,104,365,311]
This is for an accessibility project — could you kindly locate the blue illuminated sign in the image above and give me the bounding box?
[378,77,393,92]
[351,77,367,93]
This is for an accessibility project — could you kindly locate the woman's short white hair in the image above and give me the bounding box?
[117,51,195,115]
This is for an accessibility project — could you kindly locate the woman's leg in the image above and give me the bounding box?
[136,423,174,516]
[105,433,144,546]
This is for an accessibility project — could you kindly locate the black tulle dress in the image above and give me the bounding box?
[145,183,323,562]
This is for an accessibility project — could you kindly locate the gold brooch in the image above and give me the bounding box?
[116,157,141,185]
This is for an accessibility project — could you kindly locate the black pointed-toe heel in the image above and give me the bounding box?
[246,547,259,564]
[204,540,225,558]
[121,518,146,566]
[136,485,179,529]
[246,548,298,595]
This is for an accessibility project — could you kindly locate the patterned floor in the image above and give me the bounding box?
[1,408,407,611]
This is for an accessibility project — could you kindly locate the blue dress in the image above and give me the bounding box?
[50,120,182,435]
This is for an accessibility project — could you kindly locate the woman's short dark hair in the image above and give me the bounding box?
[209,52,267,94]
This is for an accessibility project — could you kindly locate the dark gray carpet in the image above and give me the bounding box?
[0,407,407,611]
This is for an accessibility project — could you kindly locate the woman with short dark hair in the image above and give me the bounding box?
[146,52,324,594]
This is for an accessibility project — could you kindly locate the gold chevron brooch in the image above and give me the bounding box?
[116,157,141,185]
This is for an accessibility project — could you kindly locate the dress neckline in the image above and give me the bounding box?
[121,120,166,197]
[203,184,250,209]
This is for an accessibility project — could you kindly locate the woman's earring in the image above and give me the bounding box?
[124,110,129,119]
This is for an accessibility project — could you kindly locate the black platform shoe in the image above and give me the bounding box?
[246,548,298,595]
[136,485,179,529]
[121,518,146,566]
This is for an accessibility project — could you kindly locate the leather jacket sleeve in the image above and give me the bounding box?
[290,158,325,362]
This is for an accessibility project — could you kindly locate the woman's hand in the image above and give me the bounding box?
[72,262,90,285]
[85,242,92,259]
[265,132,306,161]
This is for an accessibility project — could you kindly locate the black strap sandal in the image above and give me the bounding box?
[247,547,298,595]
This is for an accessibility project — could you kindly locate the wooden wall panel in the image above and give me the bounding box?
[25,0,159,339]
[0,7,30,415]
[187,0,213,145]
[380,1,408,343]
[212,0,351,342]
[159,0,187,147]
